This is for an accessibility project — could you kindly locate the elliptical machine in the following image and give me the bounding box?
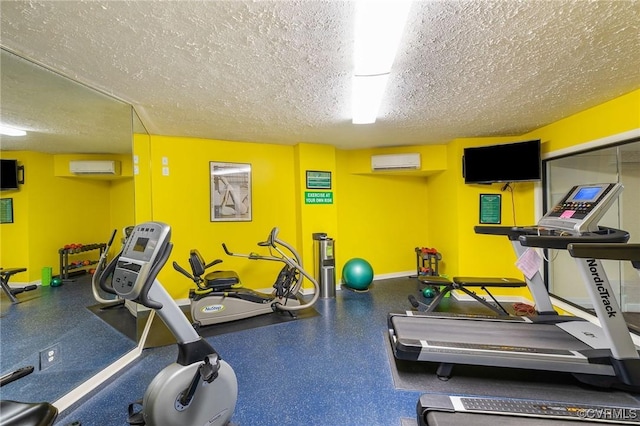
[98,221,237,426]
[173,227,320,328]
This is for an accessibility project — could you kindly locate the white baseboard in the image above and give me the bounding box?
[373,270,415,280]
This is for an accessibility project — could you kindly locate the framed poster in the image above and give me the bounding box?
[210,162,252,222]
[0,198,14,224]
[479,193,501,224]
[306,170,332,190]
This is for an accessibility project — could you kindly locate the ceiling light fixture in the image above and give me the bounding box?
[0,124,27,136]
[352,0,412,124]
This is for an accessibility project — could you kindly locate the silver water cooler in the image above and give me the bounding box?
[312,233,336,298]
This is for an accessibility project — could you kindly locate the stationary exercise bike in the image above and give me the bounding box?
[173,227,320,328]
[99,221,237,426]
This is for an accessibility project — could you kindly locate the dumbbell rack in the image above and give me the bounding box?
[415,247,441,277]
[58,243,106,282]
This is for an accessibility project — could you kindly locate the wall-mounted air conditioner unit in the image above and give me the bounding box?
[371,153,420,171]
[69,160,121,175]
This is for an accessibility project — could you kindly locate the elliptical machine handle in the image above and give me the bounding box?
[204,259,223,269]
[173,261,196,282]
[106,228,118,247]
[257,227,279,247]
[221,243,233,256]
[269,227,279,247]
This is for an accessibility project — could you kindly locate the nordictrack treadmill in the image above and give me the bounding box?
[387,183,640,390]
[416,243,640,426]
[417,393,640,425]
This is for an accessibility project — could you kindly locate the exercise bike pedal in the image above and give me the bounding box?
[127,399,145,425]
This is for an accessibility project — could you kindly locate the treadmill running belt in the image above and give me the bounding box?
[391,316,593,352]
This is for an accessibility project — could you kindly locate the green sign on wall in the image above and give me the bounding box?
[306,170,332,189]
[305,191,333,204]
[479,193,501,224]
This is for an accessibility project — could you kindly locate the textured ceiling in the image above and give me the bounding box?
[1,0,639,154]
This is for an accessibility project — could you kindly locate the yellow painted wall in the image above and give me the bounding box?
[336,150,431,276]
[145,135,299,298]
[293,143,338,284]
[143,136,440,297]
[527,89,640,154]
[133,89,638,303]
[0,152,29,272]
[133,133,153,223]
[422,137,535,301]
[0,151,134,283]
[441,89,640,299]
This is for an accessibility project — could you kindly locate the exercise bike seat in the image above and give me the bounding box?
[204,270,241,291]
[0,400,58,426]
[187,250,240,291]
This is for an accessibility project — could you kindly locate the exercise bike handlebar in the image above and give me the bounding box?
[173,261,198,283]
[262,227,320,311]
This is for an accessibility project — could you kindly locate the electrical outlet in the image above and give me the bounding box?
[39,343,61,370]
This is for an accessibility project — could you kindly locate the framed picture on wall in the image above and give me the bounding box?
[0,198,14,224]
[210,162,252,222]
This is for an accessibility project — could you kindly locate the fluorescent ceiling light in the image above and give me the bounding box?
[352,74,390,124]
[0,124,27,136]
[352,0,411,124]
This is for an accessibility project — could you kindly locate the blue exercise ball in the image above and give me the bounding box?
[342,258,374,291]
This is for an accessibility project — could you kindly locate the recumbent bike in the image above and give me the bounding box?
[173,227,319,328]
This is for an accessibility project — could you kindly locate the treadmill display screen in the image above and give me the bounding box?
[572,186,601,201]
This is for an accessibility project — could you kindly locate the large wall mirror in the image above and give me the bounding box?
[545,139,640,332]
[0,46,141,406]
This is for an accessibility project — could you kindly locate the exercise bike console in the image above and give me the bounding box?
[108,223,172,308]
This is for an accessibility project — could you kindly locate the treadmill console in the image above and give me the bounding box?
[112,222,172,300]
[537,183,622,234]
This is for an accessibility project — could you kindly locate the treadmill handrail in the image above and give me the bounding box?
[474,225,539,241]
[568,243,640,267]
[518,226,629,250]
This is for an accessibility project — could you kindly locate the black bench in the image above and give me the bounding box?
[0,268,36,304]
[416,275,526,315]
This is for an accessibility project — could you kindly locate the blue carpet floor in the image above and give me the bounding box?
[0,275,136,404]
[3,275,639,426]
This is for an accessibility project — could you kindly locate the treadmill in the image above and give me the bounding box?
[388,183,640,390]
[417,243,640,426]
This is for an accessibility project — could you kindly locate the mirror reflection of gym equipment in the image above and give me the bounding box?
[0,268,35,304]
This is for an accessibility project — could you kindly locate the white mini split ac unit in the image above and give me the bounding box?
[69,160,121,175]
[371,153,421,171]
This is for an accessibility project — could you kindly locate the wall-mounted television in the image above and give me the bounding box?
[462,139,541,184]
[0,159,20,190]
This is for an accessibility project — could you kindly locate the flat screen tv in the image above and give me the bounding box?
[0,159,20,190]
[462,139,541,184]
